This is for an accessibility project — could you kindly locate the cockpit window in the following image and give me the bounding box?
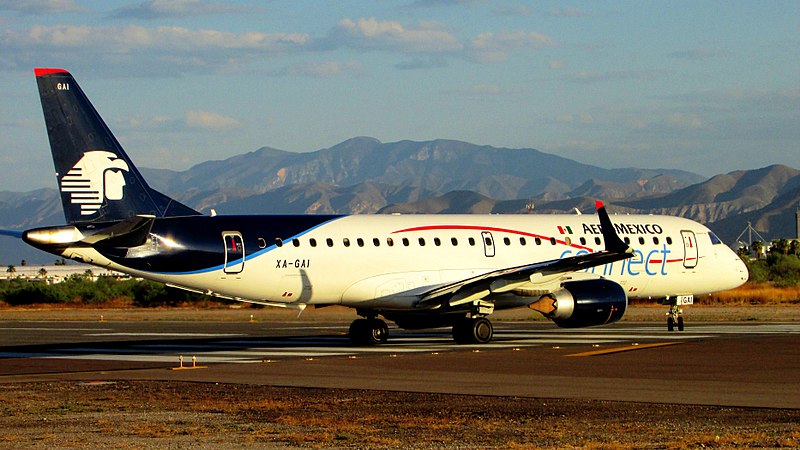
[709,232,723,245]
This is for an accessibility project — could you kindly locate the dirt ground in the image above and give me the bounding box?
[0,381,798,449]
[1,305,799,448]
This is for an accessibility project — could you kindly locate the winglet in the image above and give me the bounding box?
[595,201,631,254]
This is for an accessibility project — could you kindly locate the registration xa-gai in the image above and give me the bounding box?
[18,68,748,345]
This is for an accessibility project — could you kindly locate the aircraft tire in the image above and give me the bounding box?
[349,318,388,345]
[667,317,675,332]
[677,316,684,331]
[452,317,493,344]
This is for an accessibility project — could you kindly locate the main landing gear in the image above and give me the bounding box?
[452,316,494,344]
[348,314,496,345]
[348,316,389,345]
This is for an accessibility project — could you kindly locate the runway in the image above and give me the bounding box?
[0,320,798,408]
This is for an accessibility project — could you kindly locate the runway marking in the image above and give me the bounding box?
[564,342,683,357]
[85,333,247,337]
[2,323,799,367]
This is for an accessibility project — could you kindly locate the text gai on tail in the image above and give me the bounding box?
[35,68,199,225]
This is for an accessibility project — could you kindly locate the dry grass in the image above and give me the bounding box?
[703,282,800,305]
[0,381,798,448]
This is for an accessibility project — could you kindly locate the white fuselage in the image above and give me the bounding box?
[64,213,749,309]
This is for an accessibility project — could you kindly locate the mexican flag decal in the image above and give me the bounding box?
[557,225,573,235]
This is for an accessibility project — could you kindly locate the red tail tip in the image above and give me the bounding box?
[34,68,68,77]
[595,200,605,210]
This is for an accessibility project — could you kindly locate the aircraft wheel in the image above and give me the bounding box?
[677,316,684,331]
[452,317,493,344]
[349,318,388,345]
[667,317,675,332]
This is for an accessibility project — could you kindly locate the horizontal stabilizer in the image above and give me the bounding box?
[82,215,155,248]
[0,230,24,239]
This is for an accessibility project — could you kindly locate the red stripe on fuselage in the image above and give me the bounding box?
[392,224,595,252]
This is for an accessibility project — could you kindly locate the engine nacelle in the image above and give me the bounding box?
[530,279,627,328]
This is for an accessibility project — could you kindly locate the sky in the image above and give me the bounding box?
[0,0,798,192]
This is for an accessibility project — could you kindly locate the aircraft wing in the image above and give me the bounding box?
[418,202,633,308]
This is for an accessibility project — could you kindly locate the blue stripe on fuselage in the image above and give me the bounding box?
[97,214,345,275]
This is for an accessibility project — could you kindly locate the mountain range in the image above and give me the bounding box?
[1,137,798,264]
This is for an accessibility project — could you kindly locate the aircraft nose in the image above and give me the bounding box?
[729,252,750,287]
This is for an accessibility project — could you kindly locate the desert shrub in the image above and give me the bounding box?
[1,281,69,306]
[0,277,211,307]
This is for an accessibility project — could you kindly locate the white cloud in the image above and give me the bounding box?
[111,0,250,20]
[329,17,462,53]
[447,83,527,96]
[568,70,664,83]
[557,113,594,124]
[275,61,363,78]
[0,0,85,15]
[0,24,313,74]
[468,31,556,63]
[546,7,591,17]
[493,6,532,16]
[667,48,731,60]
[667,114,705,130]
[185,110,240,130]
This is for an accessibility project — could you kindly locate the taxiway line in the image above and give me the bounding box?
[564,341,682,357]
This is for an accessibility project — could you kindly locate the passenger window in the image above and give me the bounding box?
[309,238,317,247]
[326,238,334,247]
[484,237,492,246]
[387,237,394,247]
[468,237,476,246]
[434,237,441,246]
[343,238,351,247]
[419,237,426,246]
[520,237,526,246]
[653,237,659,245]
[595,237,601,245]
[579,237,586,245]
[550,237,556,245]
[503,237,511,246]
[275,238,283,248]
[624,237,631,245]
[292,239,300,247]
[666,237,673,245]
[638,237,645,245]
[357,238,364,247]
[373,238,380,247]
[451,237,458,246]
[535,238,541,245]
[402,238,410,246]
[258,238,267,249]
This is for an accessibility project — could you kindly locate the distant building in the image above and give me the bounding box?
[4,263,126,283]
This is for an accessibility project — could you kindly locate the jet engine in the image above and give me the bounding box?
[529,279,627,328]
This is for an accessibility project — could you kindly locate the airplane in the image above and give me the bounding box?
[15,68,748,345]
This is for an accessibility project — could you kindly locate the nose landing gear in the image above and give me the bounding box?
[663,295,692,331]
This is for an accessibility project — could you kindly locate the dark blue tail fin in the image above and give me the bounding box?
[35,68,200,224]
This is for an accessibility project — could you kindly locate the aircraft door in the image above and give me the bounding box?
[681,230,698,269]
[481,231,495,257]
[223,231,245,274]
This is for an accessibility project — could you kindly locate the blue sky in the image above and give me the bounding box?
[0,0,798,191]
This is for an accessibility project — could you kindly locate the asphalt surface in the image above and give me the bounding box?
[0,319,798,409]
